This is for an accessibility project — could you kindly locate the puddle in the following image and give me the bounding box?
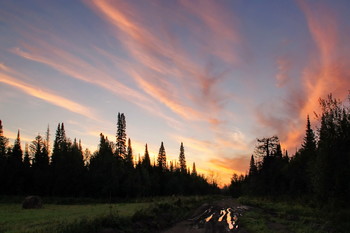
[189,205,248,232]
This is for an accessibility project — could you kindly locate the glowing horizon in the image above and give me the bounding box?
[1,0,350,187]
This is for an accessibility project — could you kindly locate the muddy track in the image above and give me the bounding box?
[162,198,250,233]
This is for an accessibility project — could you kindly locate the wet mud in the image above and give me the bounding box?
[162,198,250,233]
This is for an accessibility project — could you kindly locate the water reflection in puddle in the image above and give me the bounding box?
[190,205,248,232]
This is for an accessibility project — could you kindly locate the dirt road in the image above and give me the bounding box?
[162,198,250,233]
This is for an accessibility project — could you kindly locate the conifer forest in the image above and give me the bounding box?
[0,113,219,198]
[229,94,350,208]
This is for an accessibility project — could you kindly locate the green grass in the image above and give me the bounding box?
[237,196,346,233]
[0,195,214,233]
[0,202,148,233]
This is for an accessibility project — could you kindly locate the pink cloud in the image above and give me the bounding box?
[86,0,241,126]
[0,70,98,120]
[256,1,350,153]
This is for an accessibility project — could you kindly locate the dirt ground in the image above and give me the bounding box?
[161,198,250,233]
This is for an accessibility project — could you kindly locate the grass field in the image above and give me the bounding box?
[0,202,149,233]
[238,196,350,233]
[0,196,212,233]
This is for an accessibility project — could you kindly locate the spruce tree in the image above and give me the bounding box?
[248,155,257,176]
[31,134,49,170]
[51,123,67,167]
[0,120,8,157]
[142,144,151,168]
[301,115,317,154]
[125,138,134,168]
[89,133,119,197]
[291,115,317,195]
[44,125,50,156]
[0,120,8,193]
[191,162,197,175]
[70,138,84,169]
[313,94,350,204]
[22,143,32,194]
[23,143,31,169]
[179,142,186,173]
[11,130,23,167]
[7,130,23,194]
[284,150,289,162]
[31,134,49,195]
[157,142,166,170]
[116,113,127,158]
[275,143,283,157]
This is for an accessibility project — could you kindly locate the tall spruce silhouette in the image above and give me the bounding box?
[191,162,197,175]
[31,134,49,195]
[142,143,151,168]
[11,130,23,169]
[248,155,257,176]
[179,142,186,173]
[116,113,127,159]
[125,138,134,168]
[157,142,166,170]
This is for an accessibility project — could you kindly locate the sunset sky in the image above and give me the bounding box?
[1,0,350,186]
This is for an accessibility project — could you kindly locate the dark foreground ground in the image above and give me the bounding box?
[162,197,349,233]
[162,198,250,233]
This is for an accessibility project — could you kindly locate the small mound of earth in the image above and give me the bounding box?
[22,196,43,209]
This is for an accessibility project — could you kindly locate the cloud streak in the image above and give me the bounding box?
[87,0,241,125]
[0,69,98,120]
[256,1,350,152]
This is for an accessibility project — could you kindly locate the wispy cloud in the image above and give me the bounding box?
[5,130,34,145]
[255,1,350,152]
[10,41,183,129]
[87,0,241,125]
[298,1,350,116]
[0,63,10,72]
[275,56,292,87]
[85,1,251,182]
[0,69,98,120]
[179,0,241,64]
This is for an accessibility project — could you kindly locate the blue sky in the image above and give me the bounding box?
[1,0,350,185]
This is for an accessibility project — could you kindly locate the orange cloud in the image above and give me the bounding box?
[129,70,205,121]
[5,130,34,145]
[298,1,350,117]
[11,42,183,129]
[0,71,98,120]
[87,0,239,126]
[257,1,350,153]
[0,63,10,72]
[209,157,249,175]
[282,1,350,150]
[11,46,148,107]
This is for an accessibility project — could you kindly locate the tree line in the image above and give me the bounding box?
[229,94,350,207]
[0,113,219,198]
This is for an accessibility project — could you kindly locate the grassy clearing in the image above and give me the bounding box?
[238,196,348,233]
[0,202,148,233]
[0,196,213,233]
